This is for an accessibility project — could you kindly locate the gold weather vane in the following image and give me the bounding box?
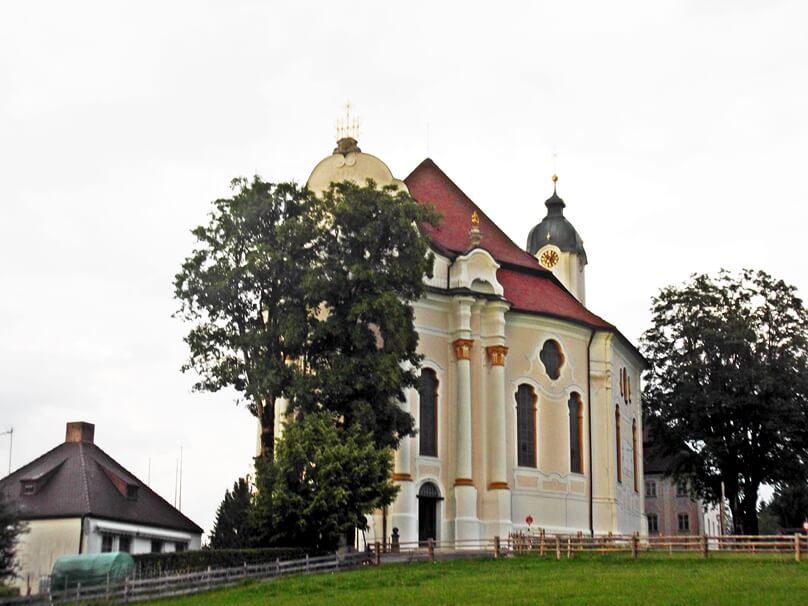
[336,101,360,141]
[471,211,480,225]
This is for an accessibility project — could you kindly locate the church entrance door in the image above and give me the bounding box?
[417,482,442,544]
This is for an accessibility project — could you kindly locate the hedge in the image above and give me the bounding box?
[132,547,306,578]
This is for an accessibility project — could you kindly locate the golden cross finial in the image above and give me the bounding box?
[335,100,360,141]
[471,211,480,225]
[552,149,559,193]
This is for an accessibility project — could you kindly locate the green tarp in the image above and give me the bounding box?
[51,552,135,590]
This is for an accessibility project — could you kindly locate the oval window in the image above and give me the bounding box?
[540,340,564,380]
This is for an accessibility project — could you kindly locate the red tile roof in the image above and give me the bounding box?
[404,158,614,331]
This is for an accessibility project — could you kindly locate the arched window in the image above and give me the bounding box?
[632,419,638,492]
[568,393,584,474]
[615,405,622,483]
[516,384,537,467]
[419,369,438,457]
[540,340,564,380]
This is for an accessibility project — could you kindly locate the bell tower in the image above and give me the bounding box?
[526,176,588,304]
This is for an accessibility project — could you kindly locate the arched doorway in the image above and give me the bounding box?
[418,481,442,544]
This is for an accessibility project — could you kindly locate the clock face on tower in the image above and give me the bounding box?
[540,249,559,269]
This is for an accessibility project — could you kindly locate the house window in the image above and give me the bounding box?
[676,483,688,498]
[648,514,659,534]
[151,539,163,554]
[21,481,36,495]
[568,393,584,474]
[418,369,438,457]
[101,534,113,553]
[540,340,564,380]
[615,405,622,483]
[175,542,188,552]
[516,384,537,468]
[678,513,690,533]
[126,485,139,501]
[632,419,639,492]
[645,480,657,498]
[118,536,131,553]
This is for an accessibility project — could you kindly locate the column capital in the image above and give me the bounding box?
[485,345,509,367]
[454,477,474,487]
[392,473,413,482]
[452,338,474,361]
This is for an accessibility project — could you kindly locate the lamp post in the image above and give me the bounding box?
[1,428,12,476]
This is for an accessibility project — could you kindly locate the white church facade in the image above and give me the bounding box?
[300,135,646,545]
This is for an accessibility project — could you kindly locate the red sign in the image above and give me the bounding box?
[526,515,534,526]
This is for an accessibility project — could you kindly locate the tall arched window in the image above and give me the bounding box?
[516,384,537,467]
[632,419,638,492]
[568,393,584,474]
[419,369,438,457]
[615,405,622,483]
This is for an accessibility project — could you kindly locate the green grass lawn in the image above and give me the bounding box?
[149,554,808,606]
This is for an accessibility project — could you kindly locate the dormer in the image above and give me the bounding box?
[19,459,65,496]
[449,248,503,296]
[97,461,139,502]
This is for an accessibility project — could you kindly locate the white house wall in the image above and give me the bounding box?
[11,517,82,594]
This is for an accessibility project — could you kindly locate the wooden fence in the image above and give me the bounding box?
[3,534,805,605]
[503,532,808,561]
[0,552,370,606]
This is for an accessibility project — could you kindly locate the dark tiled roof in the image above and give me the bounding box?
[404,159,613,331]
[0,440,202,534]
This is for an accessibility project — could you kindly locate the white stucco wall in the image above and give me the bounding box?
[10,517,82,594]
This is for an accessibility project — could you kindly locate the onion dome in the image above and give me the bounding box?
[526,176,587,264]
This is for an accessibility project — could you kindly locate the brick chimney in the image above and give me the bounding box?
[65,422,95,444]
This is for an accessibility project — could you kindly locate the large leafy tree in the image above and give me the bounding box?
[175,178,437,459]
[1,493,26,583]
[174,178,320,460]
[763,482,808,530]
[210,477,253,549]
[292,181,438,449]
[642,269,808,534]
[256,412,397,551]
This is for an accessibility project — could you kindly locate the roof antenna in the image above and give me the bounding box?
[1,428,12,476]
[173,457,178,508]
[179,446,183,513]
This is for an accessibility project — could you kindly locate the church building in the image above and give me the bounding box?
[303,133,646,545]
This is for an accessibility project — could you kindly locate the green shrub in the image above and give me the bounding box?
[132,547,305,578]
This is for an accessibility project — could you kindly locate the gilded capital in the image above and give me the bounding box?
[452,338,474,361]
[486,345,509,367]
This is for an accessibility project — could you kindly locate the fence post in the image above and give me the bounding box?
[632,533,638,559]
[540,531,545,557]
[306,553,311,572]
[206,565,211,591]
[75,581,81,606]
[796,533,802,563]
[555,536,561,560]
[566,537,572,559]
[494,536,501,559]
[123,576,130,604]
[428,538,435,563]
[701,534,708,559]
[106,572,110,601]
[374,542,381,565]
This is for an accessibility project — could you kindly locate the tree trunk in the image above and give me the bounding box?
[741,483,760,535]
[259,396,275,461]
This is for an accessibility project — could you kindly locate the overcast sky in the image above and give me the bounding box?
[1,1,805,538]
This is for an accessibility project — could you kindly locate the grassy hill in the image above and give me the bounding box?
[149,554,808,605]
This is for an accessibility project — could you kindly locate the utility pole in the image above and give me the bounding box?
[1,428,12,476]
